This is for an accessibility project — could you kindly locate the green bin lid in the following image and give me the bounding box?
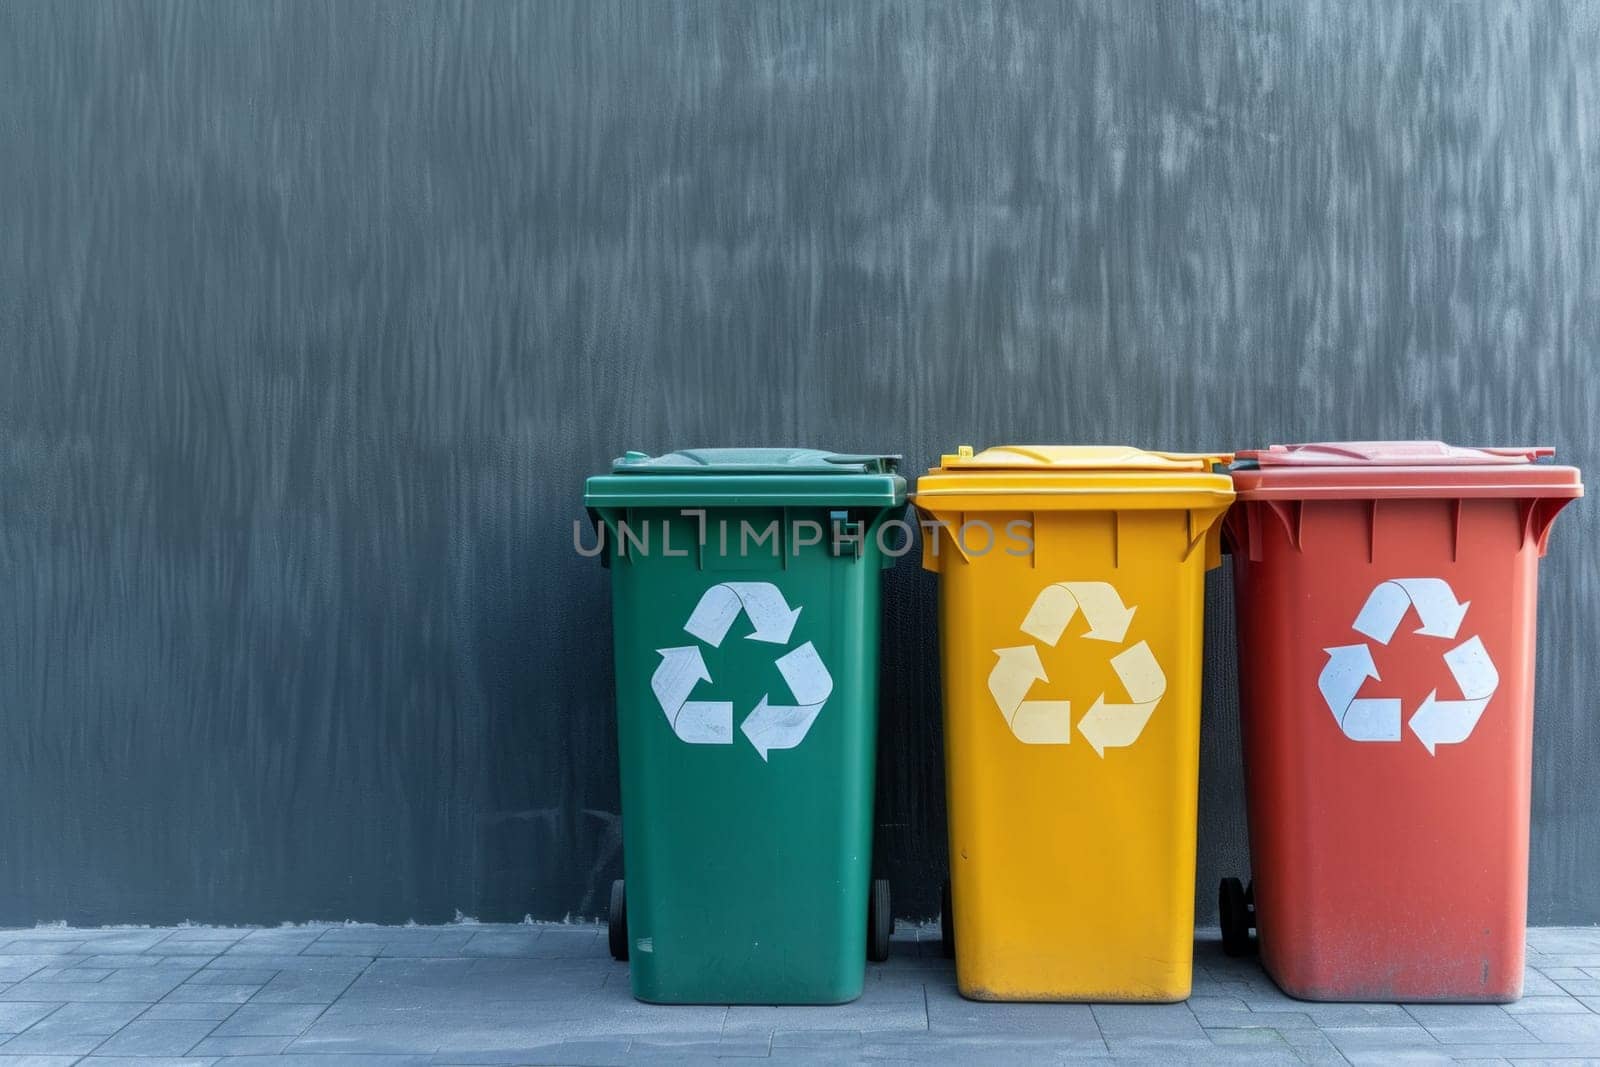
[585,448,906,508]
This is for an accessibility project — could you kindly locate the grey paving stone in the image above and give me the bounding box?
[771,1028,864,1050]
[1507,1009,1600,1042]
[159,982,262,1004]
[376,937,477,960]
[139,1002,240,1022]
[207,955,368,975]
[1527,929,1600,953]
[2,979,187,1004]
[0,962,62,984]
[1419,1027,1537,1046]
[1520,969,1567,995]
[1207,1026,1294,1050]
[92,1019,219,1057]
[1404,1003,1530,1031]
[8,924,1599,1066]
[0,1055,85,1066]
[1338,1052,1456,1066]
[1442,1044,1600,1060]
[1091,1002,1205,1039]
[233,1056,433,1067]
[428,1039,630,1066]
[1099,1035,1277,1064]
[210,1004,326,1038]
[308,926,392,941]
[77,955,163,969]
[626,1035,771,1059]
[284,1021,442,1056]
[331,959,609,1009]
[248,972,358,1004]
[1201,1010,1318,1030]
[1279,1024,1347,1063]
[80,1058,218,1066]
[184,967,278,986]
[722,991,924,1037]
[1,1032,105,1055]
[1537,954,1600,968]
[15,1002,143,1036]
[300,942,389,958]
[1319,1024,1442,1055]
[158,928,249,944]
[0,1009,62,1034]
[1251,1001,1416,1028]
[225,934,325,956]
[0,945,82,957]
[1500,994,1592,1014]
[522,931,604,960]
[460,933,542,959]
[925,990,1100,1040]
[189,1036,293,1056]
[27,967,111,983]
[149,956,225,970]
[1553,977,1600,996]
[73,932,171,954]
[858,1038,1112,1064]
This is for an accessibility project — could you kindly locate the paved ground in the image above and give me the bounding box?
[0,924,1598,1064]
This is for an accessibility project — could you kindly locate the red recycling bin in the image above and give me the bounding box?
[1221,442,1582,1002]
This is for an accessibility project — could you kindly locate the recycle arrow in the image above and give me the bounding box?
[1409,635,1499,755]
[741,641,833,761]
[1076,641,1166,757]
[651,581,831,758]
[989,581,1165,755]
[987,645,1072,745]
[651,646,733,744]
[1353,578,1470,643]
[1317,644,1400,742]
[1020,581,1136,646]
[1320,577,1497,754]
[684,582,802,647]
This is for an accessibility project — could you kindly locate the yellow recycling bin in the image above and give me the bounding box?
[913,445,1234,1002]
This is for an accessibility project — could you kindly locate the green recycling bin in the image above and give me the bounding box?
[585,448,907,1004]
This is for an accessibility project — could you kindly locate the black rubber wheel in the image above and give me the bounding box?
[1244,879,1255,908]
[1219,876,1253,957]
[940,879,955,960]
[867,878,892,962]
[607,879,628,961]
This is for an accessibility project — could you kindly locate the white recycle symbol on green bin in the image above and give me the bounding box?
[649,581,833,760]
[1318,577,1499,754]
[987,581,1167,756]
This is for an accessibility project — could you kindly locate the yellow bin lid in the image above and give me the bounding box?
[913,444,1235,513]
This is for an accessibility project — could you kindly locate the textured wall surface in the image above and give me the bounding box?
[1,1,1596,926]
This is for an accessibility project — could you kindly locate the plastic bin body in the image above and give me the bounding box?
[1225,442,1582,1002]
[914,446,1234,1001]
[586,449,906,1005]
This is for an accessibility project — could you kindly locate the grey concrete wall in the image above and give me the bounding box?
[1,1,1595,926]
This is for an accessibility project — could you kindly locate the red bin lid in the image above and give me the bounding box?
[1230,441,1583,500]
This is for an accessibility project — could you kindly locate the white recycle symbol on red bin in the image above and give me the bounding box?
[649,582,833,761]
[1318,577,1499,754]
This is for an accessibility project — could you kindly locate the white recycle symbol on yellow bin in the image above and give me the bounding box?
[1318,577,1498,754]
[987,581,1167,756]
[649,581,833,760]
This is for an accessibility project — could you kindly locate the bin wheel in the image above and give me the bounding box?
[607,879,628,962]
[867,879,892,962]
[940,879,955,960]
[1219,877,1255,957]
